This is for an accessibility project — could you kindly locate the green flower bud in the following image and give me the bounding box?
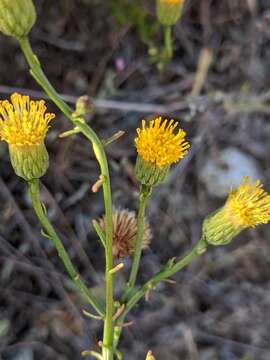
[202,208,241,246]
[74,95,94,117]
[0,0,36,38]
[9,143,49,181]
[156,0,184,26]
[135,155,170,187]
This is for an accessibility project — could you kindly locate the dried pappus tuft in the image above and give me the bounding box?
[99,208,152,260]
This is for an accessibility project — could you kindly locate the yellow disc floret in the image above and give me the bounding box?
[135,116,190,168]
[225,177,270,228]
[0,93,55,146]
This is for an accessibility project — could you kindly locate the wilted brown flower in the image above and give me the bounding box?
[99,208,152,260]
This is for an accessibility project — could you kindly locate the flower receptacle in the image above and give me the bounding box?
[9,142,49,181]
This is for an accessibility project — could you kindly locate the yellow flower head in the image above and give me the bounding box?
[225,177,270,228]
[0,93,55,181]
[203,177,270,246]
[135,117,190,168]
[0,93,55,147]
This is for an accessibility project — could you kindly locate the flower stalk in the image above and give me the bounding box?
[164,25,173,61]
[114,237,207,349]
[28,178,104,317]
[18,37,72,118]
[123,237,207,317]
[125,184,152,298]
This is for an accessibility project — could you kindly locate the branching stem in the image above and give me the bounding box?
[19,36,115,360]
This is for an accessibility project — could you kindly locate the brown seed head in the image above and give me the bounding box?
[99,208,152,260]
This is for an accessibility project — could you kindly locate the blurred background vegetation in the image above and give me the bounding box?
[0,0,270,359]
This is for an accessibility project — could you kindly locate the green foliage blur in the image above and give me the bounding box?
[110,0,160,47]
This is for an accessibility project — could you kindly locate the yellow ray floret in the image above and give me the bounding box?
[0,93,55,146]
[225,177,270,228]
[135,116,190,167]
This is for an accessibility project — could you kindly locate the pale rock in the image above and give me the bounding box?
[199,147,262,198]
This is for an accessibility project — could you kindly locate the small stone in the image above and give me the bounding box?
[199,147,262,198]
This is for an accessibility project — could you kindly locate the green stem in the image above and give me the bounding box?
[19,36,115,359]
[70,120,114,360]
[28,179,104,317]
[125,237,206,316]
[114,237,207,348]
[164,25,173,61]
[18,37,72,118]
[124,184,152,299]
